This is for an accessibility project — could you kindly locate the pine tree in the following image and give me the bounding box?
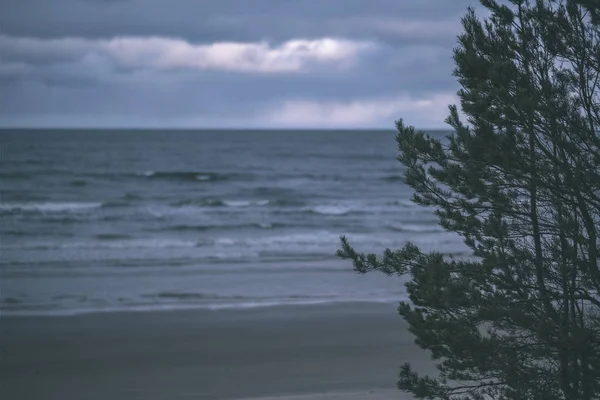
[338,1,600,398]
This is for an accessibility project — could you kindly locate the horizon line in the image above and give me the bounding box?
[0,127,451,132]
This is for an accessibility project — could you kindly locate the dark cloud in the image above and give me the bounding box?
[3,0,475,45]
[1,0,477,128]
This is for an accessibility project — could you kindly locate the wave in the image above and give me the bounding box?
[101,193,143,209]
[0,202,103,213]
[2,231,349,252]
[275,200,421,216]
[138,170,252,183]
[173,197,306,209]
[4,238,200,251]
[143,200,271,218]
[295,202,372,216]
[274,152,388,162]
[0,169,251,183]
[158,222,292,232]
[3,196,138,217]
[203,231,460,256]
[387,223,445,233]
[177,198,271,208]
[3,227,461,260]
[151,292,247,300]
[1,199,418,218]
[0,169,93,179]
[150,292,403,303]
[250,187,297,196]
[146,292,348,303]
[95,233,132,240]
[225,199,269,207]
[1,297,403,317]
[2,230,75,238]
[308,205,359,216]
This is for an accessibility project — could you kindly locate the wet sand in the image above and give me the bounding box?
[0,303,434,399]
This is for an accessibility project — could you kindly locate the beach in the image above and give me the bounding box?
[0,302,434,399]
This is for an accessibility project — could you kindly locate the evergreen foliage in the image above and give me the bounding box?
[338,1,600,398]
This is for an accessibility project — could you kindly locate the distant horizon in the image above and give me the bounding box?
[0,127,451,132]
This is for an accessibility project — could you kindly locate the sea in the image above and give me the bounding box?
[0,130,467,316]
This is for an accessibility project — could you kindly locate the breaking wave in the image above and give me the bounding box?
[0,202,103,213]
[138,170,253,183]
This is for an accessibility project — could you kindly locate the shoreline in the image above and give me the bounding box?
[1,302,433,399]
[0,298,404,318]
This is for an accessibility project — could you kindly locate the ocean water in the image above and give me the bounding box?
[0,130,465,316]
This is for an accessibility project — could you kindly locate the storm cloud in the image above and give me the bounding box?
[1,0,479,128]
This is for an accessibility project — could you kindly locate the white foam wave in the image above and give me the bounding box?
[311,205,354,215]
[1,297,403,317]
[146,199,270,218]
[300,200,365,216]
[214,231,345,247]
[302,199,423,216]
[3,238,200,251]
[0,202,103,213]
[97,239,199,249]
[145,205,210,218]
[222,200,270,207]
[387,223,445,233]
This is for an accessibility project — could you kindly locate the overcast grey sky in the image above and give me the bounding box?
[1,0,480,129]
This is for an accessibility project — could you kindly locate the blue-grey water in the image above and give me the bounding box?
[0,130,465,316]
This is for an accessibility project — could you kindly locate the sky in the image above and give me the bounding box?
[1,0,481,129]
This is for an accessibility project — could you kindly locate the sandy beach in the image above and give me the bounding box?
[0,302,434,400]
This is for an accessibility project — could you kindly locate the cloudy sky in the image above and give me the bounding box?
[1,0,480,129]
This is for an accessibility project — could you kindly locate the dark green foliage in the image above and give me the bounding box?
[337,1,600,399]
